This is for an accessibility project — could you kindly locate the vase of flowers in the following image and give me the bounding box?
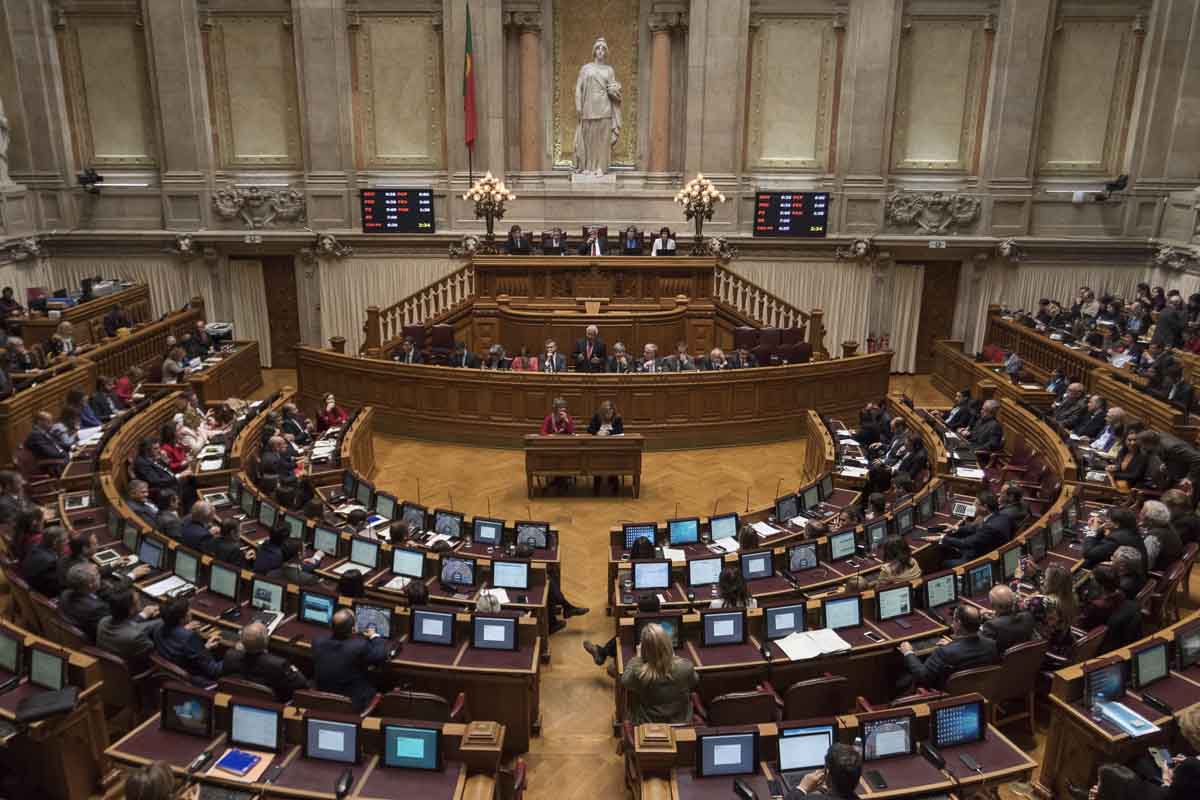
[463,172,515,254]
[674,174,726,255]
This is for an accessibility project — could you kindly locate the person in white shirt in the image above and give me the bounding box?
[639,343,661,373]
[650,227,676,256]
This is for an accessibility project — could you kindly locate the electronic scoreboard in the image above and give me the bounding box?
[753,192,828,237]
[360,188,435,233]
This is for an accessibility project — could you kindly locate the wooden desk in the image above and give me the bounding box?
[83,297,206,380]
[931,339,1056,411]
[16,283,151,348]
[0,359,95,468]
[985,311,1109,387]
[524,433,644,498]
[183,340,264,404]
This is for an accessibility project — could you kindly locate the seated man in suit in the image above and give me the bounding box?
[664,341,697,372]
[133,438,185,501]
[897,604,998,691]
[980,585,1035,653]
[267,538,329,588]
[280,402,313,445]
[541,339,567,374]
[637,343,663,373]
[1155,365,1195,414]
[89,376,126,423]
[733,346,759,369]
[939,489,1013,567]
[97,588,161,670]
[180,500,218,551]
[206,519,247,567]
[542,227,567,255]
[572,325,607,373]
[1081,405,1126,453]
[393,337,423,364]
[153,596,223,681]
[102,303,133,338]
[254,524,289,575]
[58,562,115,643]
[1072,395,1108,439]
[962,398,1004,452]
[1082,506,1146,568]
[313,608,389,712]
[260,436,296,479]
[56,530,148,595]
[942,389,975,429]
[606,342,634,373]
[447,341,478,369]
[222,622,309,701]
[25,410,66,463]
[1044,367,1067,396]
[0,470,31,525]
[1051,383,1087,430]
[189,320,213,358]
[504,225,531,255]
[0,286,24,318]
[894,431,928,479]
[577,226,607,256]
[21,526,66,597]
[703,347,732,371]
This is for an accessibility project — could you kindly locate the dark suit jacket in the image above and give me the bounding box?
[1145,523,1184,570]
[127,498,158,527]
[733,353,759,369]
[903,634,999,689]
[944,402,974,429]
[577,238,608,255]
[267,561,327,588]
[967,416,1004,451]
[180,519,214,551]
[1160,380,1195,414]
[254,541,286,575]
[1073,410,1107,439]
[636,358,666,373]
[1100,599,1144,653]
[89,391,121,422]
[1082,526,1146,568]
[206,537,245,568]
[25,428,66,461]
[944,513,1013,560]
[153,624,222,681]
[281,417,311,445]
[1153,308,1186,347]
[1172,512,1200,545]
[448,351,480,368]
[587,414,624,435]
[1159,432,1200,487]
[313,635,389,711]
[260,450,295,477]
[664,354,698,372]
[572,339,607,372]
[394,348,424,364]
[133,456,178,493]
[540,352,567,373]
[1053,396,1087,430]
[157,511,183,540]
[96,616,160,669]
[980,610,1036,654]
[896,444,928,478]
[504,237,532,255]
[22,544,62,597]
[701,356,732,371]
[222,649,309,701]
[602,356,630,373]
[57,589,110,643]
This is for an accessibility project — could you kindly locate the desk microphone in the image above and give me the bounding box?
[674,502,679,520]
[335,768,354,799]
[527,504,533,521]
[712,499,719,519]
[733,778,759,800]
[488,497,492,516]
[775,478,783,503]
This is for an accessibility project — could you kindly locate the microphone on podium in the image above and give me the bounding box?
[712,498,719,519]
[487,497,492,516]
[674,502,679,520]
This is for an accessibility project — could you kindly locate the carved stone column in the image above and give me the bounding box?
[647,14,675,174]
[511,11,542,173]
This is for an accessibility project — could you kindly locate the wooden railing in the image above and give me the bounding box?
[364,264,475,356]
[712,265,825,357]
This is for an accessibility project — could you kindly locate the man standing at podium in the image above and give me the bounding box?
[573,325,607,372]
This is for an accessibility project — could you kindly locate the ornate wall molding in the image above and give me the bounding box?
[299,232,354,264]
[885,191,981,234]
[211,186,306,229]
[1154,245,1200,272]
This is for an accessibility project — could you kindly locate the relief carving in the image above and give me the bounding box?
[1154,245,1200,272]
[885,191,980,234]
[212,186,306,229]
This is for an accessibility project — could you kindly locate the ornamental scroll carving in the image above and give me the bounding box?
[885,191,981,234]
[211,186,306,229]
[1154,245,1200,272]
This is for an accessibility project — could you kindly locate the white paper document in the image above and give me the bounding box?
[956,467,985,479]
[838,466,868,478]
[482,588,510,605]
[774,629,853,661]
[752,522,781,538]
[660,547,686,562]
[710,537,740,554]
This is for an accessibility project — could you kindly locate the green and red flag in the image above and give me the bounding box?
[463,3,477,150]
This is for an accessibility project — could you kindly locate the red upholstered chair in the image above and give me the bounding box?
[374,689,469,723]
[733,327,759,351]
[691,686,780,725]
[218,677,277,704]
[293,688,379,718]
[771,674,850,720]
[990,638,1050,736]
[85,646,154,733]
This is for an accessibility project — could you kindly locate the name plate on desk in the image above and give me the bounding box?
[464,721,502,745]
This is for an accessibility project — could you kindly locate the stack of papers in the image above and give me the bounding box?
[838,465,868,478]
[481,588,510,604]
[788,516,810,528]
[199,458,225,472]
[752,521,781,538]
[774,629,852,661]
[956,466,985,479]
[425,533,456,548]
[661,547,686,562]
[78,427,104,447]
[143,575,191,598]
[382,575,411,591]
[710,537,740,554]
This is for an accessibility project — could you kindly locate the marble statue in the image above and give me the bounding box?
[0,96,10,186]
[573,37,622,175]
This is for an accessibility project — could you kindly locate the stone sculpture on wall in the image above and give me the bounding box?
[211,186,306,229]
[0,96,11,186]
[573,37,622,175]
[885,191,981,234]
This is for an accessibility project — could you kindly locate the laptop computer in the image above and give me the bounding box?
[777,723,835,794]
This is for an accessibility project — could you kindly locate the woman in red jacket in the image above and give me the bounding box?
[317,393,349,432]
[541,397,575,435]
[158,423,190,473]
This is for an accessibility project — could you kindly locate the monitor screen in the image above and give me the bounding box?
[314,527,340,556]
[374,493,397,520]
[392,547,424,579]
[162,686,213,738]
[283,514,305,540]
[775,494,799,522]
[341,472,355,496]
[862,715,913,760]
[306,718,358,764]
[354,603,393,638]
[0,630,19,673]
[440,556,475,587]
[932,701,984,749]
[895,506,914,535]
[1134,643,1169,688]
[740,550,773,580]
[635,615,681,649]
[1001,546,1021,580]
[683,557,719,588]
[473,615,518,650]
[138,536,164,570]
[865,520,888,551]
[209,563,238,600]
[765,603,807,640]
[623,523,657,550]
[967,563,993,597]
[230,703,281,752]
[819,474,834,500]
[1027,530,1048,562]
[823,596,861,630]
[633,560,671,590]
[1085,662,1126,706]
[239,489,256,517]
[917,493,933,522]
[515,522,549,549]
[299,591,336,626]
[350,537,379,569]
[668,518,699,545]
[473,517,504,545]
[382,725,441,771]
[829,531,856,561]
[174,550,199,584]
[877,585,912,621]
[411,609,455,646]
[788,543,818,572]
[702,610,745,646]
[709,513,739,541]
[800,484,821,512]
[1179,626,1200,668]
[355,481,373,509]
[28,646,64,691]
[251,578,284,612]
[779,725,834,772]
[697,732,758,777]
[400,503,427,532]
[925,572,957,609]
[434,510,463,538]
[492,560,529,590]
[257,501,277,529]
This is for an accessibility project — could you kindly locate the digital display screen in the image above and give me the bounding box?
[392,547,424,579]
[258,501,277,529]
[866,520,888,550]
[1002,546,1021,580]
[163,687,213,738]
[862,715,913,760]
[1134,644,1169,688]
[350,538,379,569]
[29,647,64,691]
[1179,627,1200,668]
[440,556,475,587]
[633,560,670,590]
[0,631,19,673]
[231,703,280,752]
[314,527,340,556]
[209,563,238,600]
[138,537,164,570]
[401,503,426,532]
[251,579,284,612]
[775,494,799,522]
[515,523,548,549]
[636,615,681,649]
[697,732,758,777]
[305,718,358,764]
[361,188,435,233]
[801,485,820,511]
[412,609,454,646]
[824,596,861,630]
[779,725,834,772]
[877,585,912,621]
[383,725,440,770]
[789,543,818,572]
[967,564,993,597]
[623,524,656,550]
[829,531,857,561]
[284,514,305,540]
[354,603,392,638]
[709,514,738,540]
[174,550,198,584]
[925,573,956,609]
[933,702,984,748]
[472,615,517,651]
[687,557,723,587]
[703,610,746,646]
[766,603,806,640]
[1085,662,1126,706]
[474,518,504,545]
[753,192,829,237]
[668,518,699,545]
[492,560,529,590]
[740,551,773,580]
[300,591,336,626]
[375,493,397,520]
[434,511,463,538]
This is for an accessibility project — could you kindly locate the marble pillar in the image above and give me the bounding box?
[836,0,902,183]
[647,15,673,175]
[1130,0,1200,188]
[683,0,750,180]
[516,13,542,173]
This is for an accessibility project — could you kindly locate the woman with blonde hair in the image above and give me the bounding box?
[177,408,209,456]
[48,320,76,357]
[619,622,698,723]
[1017,562,1077,658]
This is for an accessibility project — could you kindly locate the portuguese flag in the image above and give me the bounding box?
[463,3,477,150]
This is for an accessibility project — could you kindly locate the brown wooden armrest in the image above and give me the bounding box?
[761,681,784,709]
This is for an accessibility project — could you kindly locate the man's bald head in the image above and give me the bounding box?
[955,604,982,633]
[1066,382,1085,396]
[241,622,269,653]
[332,608,355,638]
[989,585,1016,614]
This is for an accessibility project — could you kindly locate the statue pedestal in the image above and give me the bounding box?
[569,172,617,189]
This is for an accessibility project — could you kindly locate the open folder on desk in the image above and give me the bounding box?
[1098,702,1159,737]
[775,628,851,661]
[752,521,782,538]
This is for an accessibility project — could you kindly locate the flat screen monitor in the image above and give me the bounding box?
[283,514,305,540]
[473,517,505,546]
[353,602,393,639]
[765,602,806,640]
[472,615,518,651]
[411,609,455,646]
[788,543,818,572]
[0,628,20,675]
[696,731,758,778]
[257,501,277,530]
[740,550,773,580]
[174,550,199,584]
[305,717,358,764]
[374,493,397,520]
[123,523,140,554]
[686,557,722,587]
[779,724,835,772]
[709,513,739,541]
[400,503,427,532]
[239,489,256,517]
[1001,546,1021,580]
[1085,662,1126,706]
[208,562,238,601]
[877,585,912,622]
[28,645,65,691]
[823,595,861,630]
[299,590,336,626]
[355,481,373,509]
[635,615,681,649]
[800,484,821,512]
[433,510,464,538]
[161,685,213,738]
[138,536,165,570]
[925,572,957,610]
[917,493,933,522]
[382,725,441,771]
[439,556,476,588]
[250,578,284,612]
[775,494,799,522]
[668,517,699,545]
[515,521,549,549]
[314,527,340,556]
[819,473,834,500]
[633,560,671,591]
[862,714,914,760]
[392,547,424,579]
[623,523,657,550]
[865,520,888,551]
[829,530,857,561]
[341,472,355,497]
[1026,530,1048,562]
[491,560,529,590]
[1133,642,1169,689]
[895,505,914,535]
[230,701,282,752]
[966,563,993,597]
[1179,624,1200,669]
[349,537,379,569]
[702,610,746,646]
[931,700,985,749]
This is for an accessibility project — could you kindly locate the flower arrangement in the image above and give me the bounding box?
[462,172,514,252]
[674,174,725,254]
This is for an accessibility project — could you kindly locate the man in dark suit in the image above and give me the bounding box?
[663,341,697,372]
[980,585,1035,654]
[254,525,289,575]
[393,337,423,364]
[133,439,181,498]
[702,347,732,371]
[89,376,125,422]
[25,411,66,462]
[1152,298,1187,348]
[572,326,607,373]
[998,483,1031,531]
[636,343,663,373]
[267,538,329,588]
[1156,431,1200,501]
[540,339,567,374]
[942,389,974,429]
[153,596,223,681]
[606,342,634,373]
[940,490,1013,566]
[733,347,759,369]
[58,562,114,643]
[963,399,1004,452]
[0,471,31,525]
[313,608,389,711]
[189,320,213,358]
[55,530,146,594]
[21,527,65,597]
[1072,395,1108,439]
[206,520,246,567]
[448,342,479,369]
[1139,342,1178,389]
[1082,506,1146,568]
[280,403,313,445]
[222,622,309,701]
[1051,383,1088,430]
[897,604,998,691]
[96,588,161,670]
[576,227,608,256]
[102,304,133,338]
[894,433,928,479]
[1044,369,1067,398]
[260,436,296,479]
[1156,365,1194,414]
[180,500,218,551]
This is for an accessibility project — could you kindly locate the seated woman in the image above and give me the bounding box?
[621,225,641,255]
[47,321,76,358]
[49,407,80,452]
[509,345,539,372]
[619,622,699,724]
[177,408,209,456]
[113,366,146,406]
[317,393,349,432]
[1108,429,1158,488]
[161,346,187,384]
[158,423,190,474]
[650,227,676,256]
[710,566,757,609]
[874,536,922,584]
[588,400,623,436]
[504,225,530,255]
[1014,562,1076,660]
[541,397,574,435]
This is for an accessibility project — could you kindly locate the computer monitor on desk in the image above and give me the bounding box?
[392,547,425,579]
[765,602,807,640]
[374,492,397,520]
[633,560,671,591]
[1132,641,1170,689]
[876,585,913,622]
[635,614,681,649]
[668,517,699,545]
[696,731,758,777]
[894,504,914,536]
[382,725,441,771]
[411,609,455,646]
[828,530,857,562]
[161,684,214,738]
[923,571,957,616]
[788,543,818,573]
[1000,545,1022,581]
[708,513,738,541]
[305,716,359,764]
[1177,622,1200,669]
[818,474,834,501]
[313,527,340,557]
[965,563,993,598]
[861,712,915,760]
[472,615,518,651]
[29,644,65,691]
[434,510,464,539]
[230,700,283,753]
[865,519,888,552]
[472,517,505,547]
[822,595,861,631]
[623,522,657,550]
[775,494,799,523]
[930,698,985,748]
[740,550,773,580]
[400,502,427,532]
[1084,661,1126,708]
[702,610,746,646]
[0,626,22,681]
[299,590,336,627]
[491,559,529,590]
[687,556,722,588]
[799,484,820,512]
[779,724,835,774]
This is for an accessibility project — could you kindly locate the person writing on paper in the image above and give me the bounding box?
[709,566,757,609]
[587,400,623,436]
[313,608,389,712]
[896,604,997,692]
[541,397,575,435]
[619,622,698,724]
